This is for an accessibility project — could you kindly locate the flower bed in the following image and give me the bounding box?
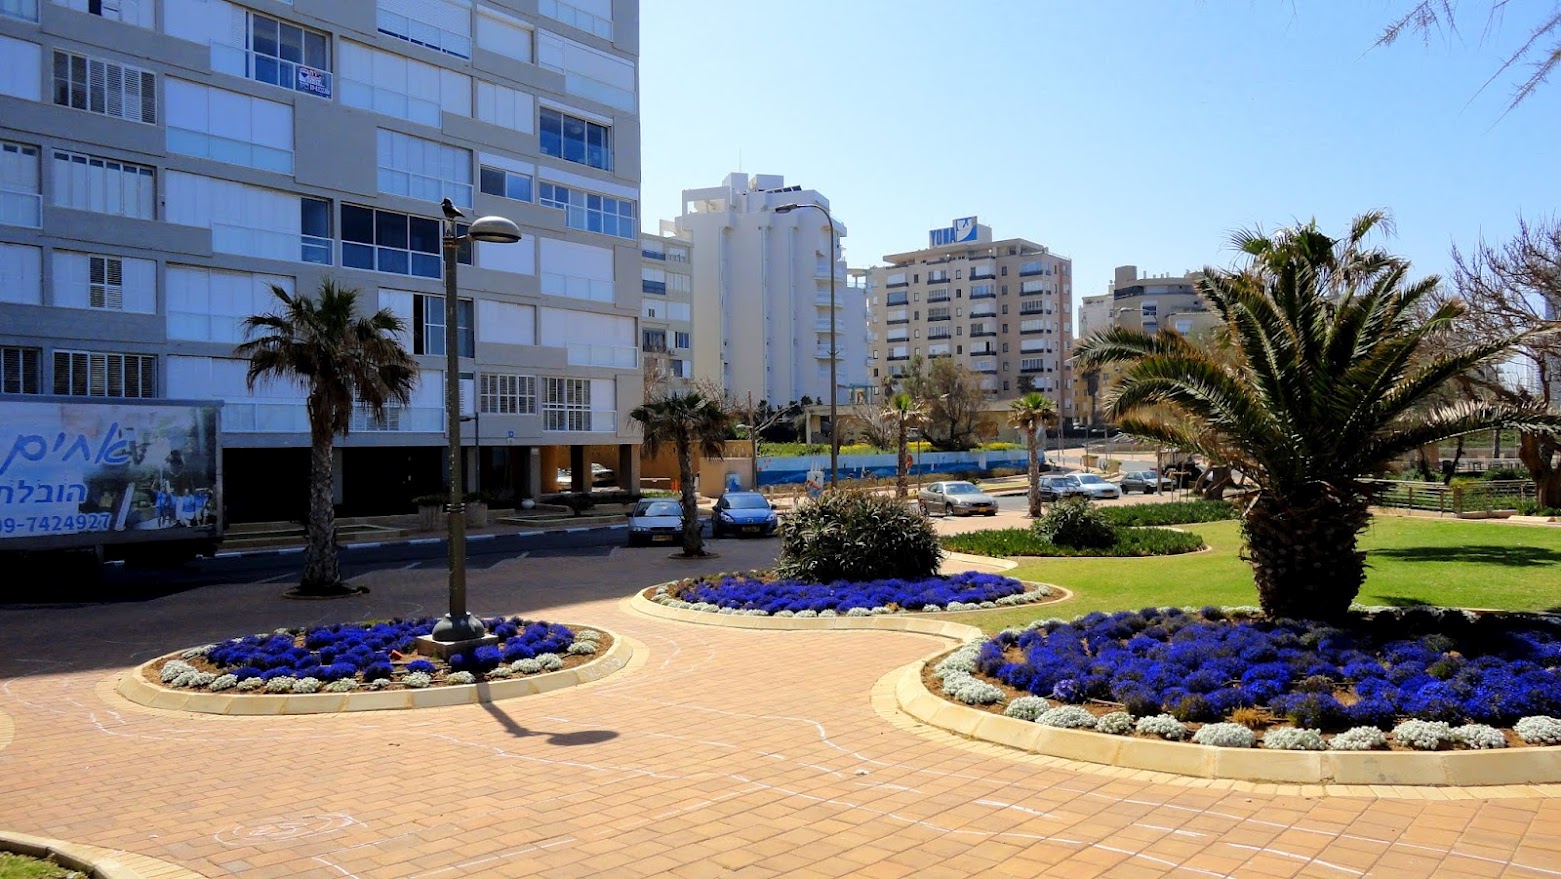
[149,617,606,694]
[940,526,1205,558]
[934,606,1561,750]
[648,571,1050,616]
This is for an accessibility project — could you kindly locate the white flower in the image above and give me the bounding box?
[1192,722,1255,748]
[368,679,392,690]
[1263,727,1326,751]
[323,678,359,693]
[208,674,238,692]
[818,609,837,618]
[1002,696,1052,721]
[486,666,514,679]
[512,659,543,674]
[1095,711,1135,735]
[1328,727,1387,751]
[236,677,264,692]
[446,671,477,685]
[1134,714,1188,741]
[567,641,598,655]
[264,677,297,693]
[292,677,322,694]
[940,671,1005,705]
[845,607,872,618]
[1037,706,1097,730]
[1453,724,1506,750]
[795,610,818,619]
[160,660,195,684]
[538,653,565,672]
[575,630,601,643]
[403,672,433,688]
[1393,719,1454,751]
[1514,716,1561,746]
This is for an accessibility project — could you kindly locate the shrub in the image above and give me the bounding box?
[557,492,596,517]
[942,671,1005,705]
[1393,719,1455,750]
[1263,727,1326,750]
[1037,706,1098,729]
[1033,497,1116,549]
[1514,716,1561,745]
[1096,711,1135,735]
[776,491,942,583]
[1453,724,1507,749]
[1099,500,1239,527]
[1329,726,1387,751]
[1134,714,1189,740]
[942,526,1202,558]
[1229,707,1266,729]
[1192,722,1256,748]
[1003,696,1052,721]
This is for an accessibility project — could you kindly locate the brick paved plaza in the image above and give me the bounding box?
[2,541,1560,878]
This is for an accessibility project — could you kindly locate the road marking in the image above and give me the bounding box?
[345,542,382,550]
[407,538,441,545]
[468,533,495,541]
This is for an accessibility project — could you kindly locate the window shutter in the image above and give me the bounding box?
[91,352,111,396]
[87,59,105,113]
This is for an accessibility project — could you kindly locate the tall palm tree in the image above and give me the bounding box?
[236,281,416,596]
[884,392,926,499]
[1007,392,1056,518]
[631,391,730,557]
[1076,216,1561,620]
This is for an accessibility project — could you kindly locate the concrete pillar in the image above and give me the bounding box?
[570,445,587,492]
[538,446,562,493]
[617,443,639,492]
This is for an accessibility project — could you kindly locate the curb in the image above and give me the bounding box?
[113,626,633,715]
[198,523,628,561]
[0,831,205,879]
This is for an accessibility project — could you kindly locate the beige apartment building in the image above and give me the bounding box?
[865,217,1074,418]
[639,229,693,395]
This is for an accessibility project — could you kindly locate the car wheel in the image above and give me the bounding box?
[944,503,955,517]
[918,500,928,515]
[985,511,997,517]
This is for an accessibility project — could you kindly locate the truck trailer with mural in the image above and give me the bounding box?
[0,397,223,565]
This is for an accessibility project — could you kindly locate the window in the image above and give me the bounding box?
[378,0,472,58]
[927,288,949,303]
[667,245,688,263]
[927,306,950,322]
[52,0,153,27]
[1021,357,1044,372]
[479,165,533,203]
[641,267,666,295]
[536,31,635,111]
[51,149,155,218]
[928,270,948,284]
[674,331,690,350]
[970,283,995,299]
[165,80,293,173]
[642,329,667,353]
[0,346,41,394]
[479,373,535,415]
[927,326,951,340]
[52,51,156,123]
[1,36,42,101]
[1,141,41,227]
[539,0,612,39]
[542,377,591,431]
[886,292,908,307]
[476,81,535,133]
[538,181,635,239]
[1020,260,1045,276]
[0,243,42,305]
[88,255,123,309]
[300,197,331,265]
[1020,299,1046,314]
[53,350,156,397]
[378,130,472,206]
[539,107,611,171]
[341,206,466,278]
[339,41,470,127]
[476,5,533,63]
[1020,319,1049,334]
[2,0,40,22]
[1020,279,1047,295]
[54,250,154,312]
[167,266,294,343]
[413,293,473,357]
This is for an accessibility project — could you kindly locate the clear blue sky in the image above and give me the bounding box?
[639,1,1559,306]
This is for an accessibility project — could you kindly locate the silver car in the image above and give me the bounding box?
[1072,473,1121,500]
[626,499,688,546]
[1120,469,1175,494]
[918,480,998,517]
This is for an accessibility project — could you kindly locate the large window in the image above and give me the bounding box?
[412,293,473,357]
[53,251,155,312]
[166,80,294,174]
[538,0,612,39]
[539,107,611,171]
[479,373,535,415]
[542,377,590,431]
[341,206,467,278]
[1,346,41,395]
[1,141,41,227]
[479,164,532,202]
[0,243,42,305]
[641,329,666,353]
[641,267,666,295]
[251,12,331,95]
[378,0,472,59]
[476,81,534,133]
[52,51,155,123]
[2,0,40,22]
[53,350,156,398]
[538,181,634,239]
[536,30,635,111]
[339,41,470,127]
[301,198,331,265]
[476,5,533,63]
[51,149,155,218]
[377,129,472,206]
[52,0,153,27]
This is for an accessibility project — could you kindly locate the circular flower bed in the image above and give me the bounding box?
[934,605,1561,750]
[649,571,1050,617]
[150,617,605,694]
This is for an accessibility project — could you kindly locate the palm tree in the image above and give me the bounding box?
[1076,215,1561,620]
[1008,392,1056,518]
[884,392,927,499]
[236,281,416,596]
[630,391,730,557]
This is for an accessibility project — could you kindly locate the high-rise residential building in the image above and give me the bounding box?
[864,217,1074,416]
[639,229,693,395]
[0,0,643,520]
[671,173,869,407]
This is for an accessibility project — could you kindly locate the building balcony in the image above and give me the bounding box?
[886,281,908,288]
[887,318,909,326]
[968,289,996,300]
[641,343,669,354]
[642,280,667,295]
[814,319,846,332]
[642,249,666,260]
[969,330,997,338]
[224,402,444,433]
[971,272,996,281]
[814,348,841,360]
[817,291,844,307]
[885,294,908,307]
[926,314,950,322]
[887,355,910,362]
[1019,268,1045,277]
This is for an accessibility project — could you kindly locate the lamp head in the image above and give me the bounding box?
[467,215,523,244]
[773,203,799,214]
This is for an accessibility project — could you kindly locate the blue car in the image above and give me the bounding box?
[711,491,779,538]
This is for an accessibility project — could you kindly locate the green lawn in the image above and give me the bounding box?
[934,515,1561,633]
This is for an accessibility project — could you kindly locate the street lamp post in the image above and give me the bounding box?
[429,202,522,645]
[773,202,838,489]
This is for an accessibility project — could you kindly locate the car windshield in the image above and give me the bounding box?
[944,483,981,495]
[1059,476,1082,486]
[637,501,681,517]
[724,494,768,509]
[1077,475,1106,485]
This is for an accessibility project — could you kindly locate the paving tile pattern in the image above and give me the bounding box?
[3,542,1561,878]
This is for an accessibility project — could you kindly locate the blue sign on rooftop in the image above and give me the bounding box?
[929,217,978,248]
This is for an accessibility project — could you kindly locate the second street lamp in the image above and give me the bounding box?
[773,202,839,489]
[430,199,522,644]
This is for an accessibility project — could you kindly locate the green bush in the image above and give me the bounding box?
[1099,499,1238,527]
[1034,497,1116,549]
[941,526,1205,558]
[1515,499,1561,516]
[776,491,942,582]
[988,467,1023,478]
[1481,466,1529,481]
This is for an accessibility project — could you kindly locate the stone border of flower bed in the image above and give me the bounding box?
[892,651,1561,787]
[627,583,1071,631]
[114,626,632,716]
[0,707,13,755]
[0,830,205,879]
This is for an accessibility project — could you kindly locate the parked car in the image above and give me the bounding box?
[1072,473,1122,500]
[711,491,778,538]
[918,480,998,517]
[1038,475,1086,501]
[625,498,689,546]
[557,463,616,487]
[1120,469,1176,494]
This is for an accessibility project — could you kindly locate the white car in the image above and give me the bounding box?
[1072,473,1121,500]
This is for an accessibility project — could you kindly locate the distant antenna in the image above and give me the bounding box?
[738,147,743,171]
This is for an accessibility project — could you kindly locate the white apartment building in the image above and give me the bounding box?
[0,0,643,520]
[671,173,869,407]
[865,218,1074,416]
[639,229,693,394]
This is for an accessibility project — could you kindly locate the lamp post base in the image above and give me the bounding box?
[416,627,498,660]
[427,613,490,644]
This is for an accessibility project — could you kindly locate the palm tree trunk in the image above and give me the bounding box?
[1026,425,1042,518]
[1242,489,1371,620]
[1518,432,1561,508]
[896,419,909,500]
[677,436,703,556]
[300,425,342,592]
